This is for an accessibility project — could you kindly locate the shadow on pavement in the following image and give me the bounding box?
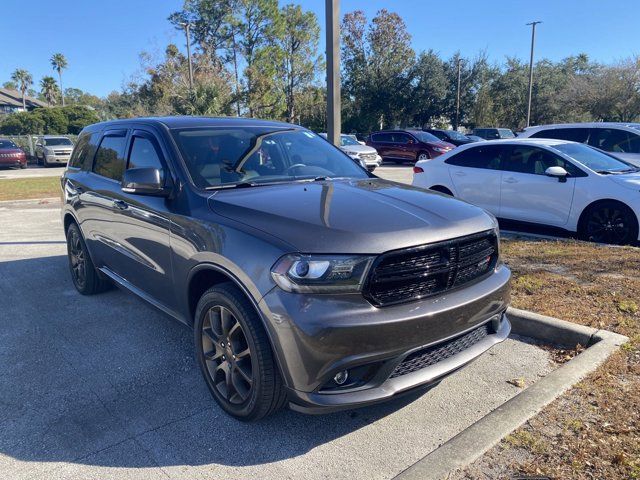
[0,254,425,470]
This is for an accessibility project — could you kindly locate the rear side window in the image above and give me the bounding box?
[531,128,589,143]
[68,132,99,170]
[93,135,127,181]
[68,134,90,168]
[372,133,392,142]
[445,145,503,169]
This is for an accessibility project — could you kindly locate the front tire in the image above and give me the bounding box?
[194,283,287,421]
[579,201,638,245]
[66,223,110,294]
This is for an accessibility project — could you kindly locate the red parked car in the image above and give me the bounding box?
[366,129,455,163]
[0,139,27,169]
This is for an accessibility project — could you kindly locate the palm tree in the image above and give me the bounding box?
[50,53,68,106]
[40,76,59,106]
[10,69,33,111]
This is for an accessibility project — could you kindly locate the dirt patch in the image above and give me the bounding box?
[452,238,640,480]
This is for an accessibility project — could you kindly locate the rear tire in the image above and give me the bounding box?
[578,200,638,245]
[194,283,287,421]
[417,152,430,162]
[66,223,111,295]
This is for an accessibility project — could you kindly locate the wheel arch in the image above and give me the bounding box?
[186,263,289,385]
[429,185,453,196]
[62,211,78,233]
[577,198,639,237]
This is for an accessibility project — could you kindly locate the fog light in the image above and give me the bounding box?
[333,370,349,385]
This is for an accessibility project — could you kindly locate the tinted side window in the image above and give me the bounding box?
[392,133,410,144]
[619,133,640,154]
[93,135,127,181]
[68,133,90,168]
[445,145,503,169]
[128,137,163,171]
[502,146,583,176]
[531,128,589,143]
[588,128,630,153]
[373,133,392,142]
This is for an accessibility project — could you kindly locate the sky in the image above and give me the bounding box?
[2,0,639,98]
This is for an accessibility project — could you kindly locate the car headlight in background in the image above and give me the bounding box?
[433,146,451,153]
[271,254,375,293]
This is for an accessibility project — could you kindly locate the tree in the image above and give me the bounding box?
[40,76,59,106]
[10,69,33,110]
[50,53,68,106]
[276,4,322,123]
[408,51,448,128]
[341,10,415,132]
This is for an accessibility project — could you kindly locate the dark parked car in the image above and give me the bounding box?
[366,129,455,163]
[61,117,511,420]
[472,128,516,140]
[0,138,27,169]
[424,129,478,146]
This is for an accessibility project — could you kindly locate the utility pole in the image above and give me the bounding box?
[325,0,341,146]
[455,59,462,131]
[180,22,194,92]
[526,21,542,127]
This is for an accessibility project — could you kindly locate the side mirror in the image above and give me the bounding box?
[122,167,171,196]
[545,166,568,182]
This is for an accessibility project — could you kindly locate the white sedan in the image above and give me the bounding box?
[412,138,640,245]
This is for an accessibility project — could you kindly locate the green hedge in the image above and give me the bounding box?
[0,106,100,135]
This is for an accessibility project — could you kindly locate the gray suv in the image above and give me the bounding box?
[61,117,511,420]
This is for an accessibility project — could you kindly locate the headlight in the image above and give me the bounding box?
[347,152,359,158]
[271,254,375,293]
[433,146,450,153]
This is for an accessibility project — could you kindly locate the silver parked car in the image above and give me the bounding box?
[519,122,640,167]
[36,136,75,167]
[320,133,382,172]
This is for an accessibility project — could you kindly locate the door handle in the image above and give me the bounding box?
[503,177,518,184]
[113,199,129,210]
[454,171,466,176]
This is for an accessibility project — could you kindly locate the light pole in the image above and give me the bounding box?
[526,21,541,127]
[455,59,462,131]
[180,22,194,92]
[325,0,341,146]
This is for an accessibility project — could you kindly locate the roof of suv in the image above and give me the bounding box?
[458,138,574,148]
[523,122,640,131]
[84,116,295,132]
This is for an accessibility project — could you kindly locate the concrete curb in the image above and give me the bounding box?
[0,197,60,207]
[394,308,628,480]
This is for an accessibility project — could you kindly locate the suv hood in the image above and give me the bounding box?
[608,172,640,190]
[341,144,378,155]
[209,178,495,254]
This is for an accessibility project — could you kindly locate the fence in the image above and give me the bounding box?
[4,134,79,162]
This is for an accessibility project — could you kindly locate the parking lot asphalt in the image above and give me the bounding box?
[0,201,557,480]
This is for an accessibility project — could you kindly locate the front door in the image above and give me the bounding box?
[499,145,576,226]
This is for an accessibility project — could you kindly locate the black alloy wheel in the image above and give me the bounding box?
[66,223,110,295]
[201,304,254,404]
[194,283,286,421]
[582,202,638,245]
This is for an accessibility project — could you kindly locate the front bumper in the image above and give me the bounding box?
[0,158,26,167]
[258,264,511,413]
[45,154,70,164]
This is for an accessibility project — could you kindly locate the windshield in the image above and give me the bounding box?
[498,129,516,138]
[0,140,18,149]
[44,138,73,146]
[553,143,637,173]
[411,131,440,143]
[340,135,360,146]
[172,127,368,188]
[445,130,469,141]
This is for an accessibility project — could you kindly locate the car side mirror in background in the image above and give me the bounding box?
[545,166,569,183]
[122,167,172,196]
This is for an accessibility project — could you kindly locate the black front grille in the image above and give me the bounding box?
[364,230,498,307]
[390,323,491,378]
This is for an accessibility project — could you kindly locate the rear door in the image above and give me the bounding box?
[371,132,394,158]
[106,128,174,303]
[499,145,577,226]
[444,144,504,215]
[79,129,129,268]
